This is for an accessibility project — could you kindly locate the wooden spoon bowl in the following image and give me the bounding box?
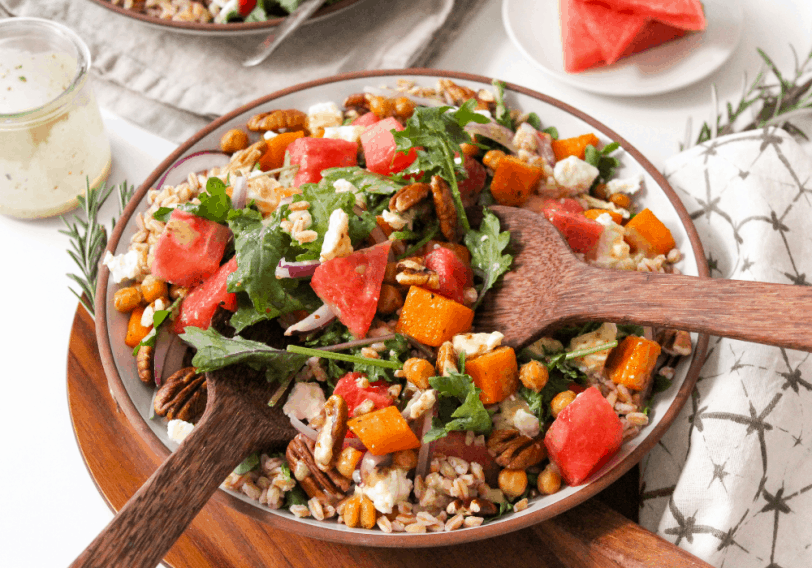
[476,206,812,351]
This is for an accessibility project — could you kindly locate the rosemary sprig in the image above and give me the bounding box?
[687,46,812,148]
[61,180,134,318]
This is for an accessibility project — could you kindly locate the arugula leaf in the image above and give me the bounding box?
[542,126,559,140]
[350,334,410,383]
[319,167,405,196]
[652,373,673,394]
[181,326,307,382]
[132,297,182,355]
[304,319,354,347]
[584,142,621,187]
[492,79,515,130]
[234,453,260,475]
[519,371,573,424]
[393,100,489,233]
[152,177,233,224]
[289,181,376,261]
[464,208,513,309]
[285,485,308,508]
[424,371,493,442]
[227,208,317,316]
[526,113,542,131]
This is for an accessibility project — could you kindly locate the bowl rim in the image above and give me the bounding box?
[84,0,361,34]
[94,68,710,547]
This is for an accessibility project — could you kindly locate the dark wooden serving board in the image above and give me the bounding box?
[67,305,709,568]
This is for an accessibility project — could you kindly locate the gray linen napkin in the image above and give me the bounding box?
[640,127,812,568]
[6,0,485,142]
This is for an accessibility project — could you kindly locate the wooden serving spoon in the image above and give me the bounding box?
[475,206,812,351]
[70,358,299,568]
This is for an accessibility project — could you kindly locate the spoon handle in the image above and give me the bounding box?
[69,399,260,568]
[571,267,812,351]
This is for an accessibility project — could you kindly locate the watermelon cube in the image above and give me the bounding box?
[360,117,417,176]
[542,209,604,254]
[544,386,623,486]
[150,209,231,287]
[287,137,358,187]
[310,241,391,338]
[173,257,238,334]
[424,246,472,305]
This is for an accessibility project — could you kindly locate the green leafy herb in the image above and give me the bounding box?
[227,207,318,317]
[393,100,489,233]
[542,126,559,140]
[181,326,308,382]
[652,373,673,394]
[304,320,355,348]
[286,344,402,370]
[526,113,542,131]
[584,142,621,188]
[423,371,493,443]
[397,221,439,260]
[616,324,645,339]
[492,79,514,130]
[464,208,513,309]
[519,370,573,424]
[285,485,308,508]
[351,334,411,382]
[234,453,260,475]
[689,47,812,147]
[61,180,134,318]
[132,297,180,355]
[319,167,405,196]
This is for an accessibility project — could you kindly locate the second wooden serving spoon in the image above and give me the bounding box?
[475,206,812,351]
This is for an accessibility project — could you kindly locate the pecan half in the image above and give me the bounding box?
[137,345,154,384]
[286,434,351,504]
[343,93,370,113]
[487,429,547,470]
[389,182,431,213]
[314,395,348,472]
[153,367,207,423]
[431,175,458,242]
[247,109,308,133]
[395,258,440,288]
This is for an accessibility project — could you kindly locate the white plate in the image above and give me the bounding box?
[502,0,744,96]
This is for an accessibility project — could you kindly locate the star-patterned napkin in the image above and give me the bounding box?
[640,127,812,568]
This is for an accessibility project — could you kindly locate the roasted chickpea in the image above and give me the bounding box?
[220,128,250,154]
[551,390,577,418]
[403,357,434,390]
[140,274,168,304]
[609,193,631,209]
[537,464,562,495]
[392,449,418,471]
[498,469,528,500]
[114,286,143,313]
[335,447,364,479]
[519,360,549,393]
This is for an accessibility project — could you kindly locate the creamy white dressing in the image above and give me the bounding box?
[0,50,76,114]
[0,48,110,218]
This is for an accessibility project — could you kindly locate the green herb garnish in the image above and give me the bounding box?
[584,142,621,188]
[286,344,401,370]
[464,208,513,309]
[234,453,260,475]
[423,371,493,443]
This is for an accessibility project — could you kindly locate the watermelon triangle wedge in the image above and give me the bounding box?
[310,241,391,339]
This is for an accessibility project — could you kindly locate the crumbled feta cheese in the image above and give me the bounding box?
[606,173,643,195]
[568,322,618,375]
[493,396,539,438]
[589,215,634,270]
[307,101,343,131]
[333,179,357,193]
[381,209,408,230]
[512,122,539,153]
[167,419,194,444]
[453,156,463,165]
[213,0,237,22]
[363,467,413,514]
[320,209,352,262]
[245,176,283,215]
[524,336,564,359]
[553,156,600,194]
[452,332,504,359]
[263,130,278,140]
[140,305,155,328]
[323,125,364,143]
[283,382,326,422]
[102,250,140,283]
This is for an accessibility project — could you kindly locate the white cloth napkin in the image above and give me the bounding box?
[640,126,812,568]
[6,0,484,142]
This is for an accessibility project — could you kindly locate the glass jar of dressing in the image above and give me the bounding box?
[0,18,111,218]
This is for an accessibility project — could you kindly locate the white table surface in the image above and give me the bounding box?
[1,1,809,566]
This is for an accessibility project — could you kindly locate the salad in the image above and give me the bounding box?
[105,77,693,533]
[105,0,343,25]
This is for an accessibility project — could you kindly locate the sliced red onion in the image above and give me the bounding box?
[535,129,557,166]
[415,412,434,479]
[154,332,186,388]
[231,176,248,209]
[343,436,366,451]
[319,333,396,352]
[155,150,231,190]
[362,86,444,108]
[289,415,318,441]
[275,258,321,279]
[464,121,518,153]
[284,303,336,336]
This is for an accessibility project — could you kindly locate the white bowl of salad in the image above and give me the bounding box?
[96,70,709,545]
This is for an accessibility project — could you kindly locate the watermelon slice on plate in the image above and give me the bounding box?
[310,241,391,338]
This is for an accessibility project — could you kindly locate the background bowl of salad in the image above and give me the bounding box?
[86,0,360,36]
[95,69,709,545]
